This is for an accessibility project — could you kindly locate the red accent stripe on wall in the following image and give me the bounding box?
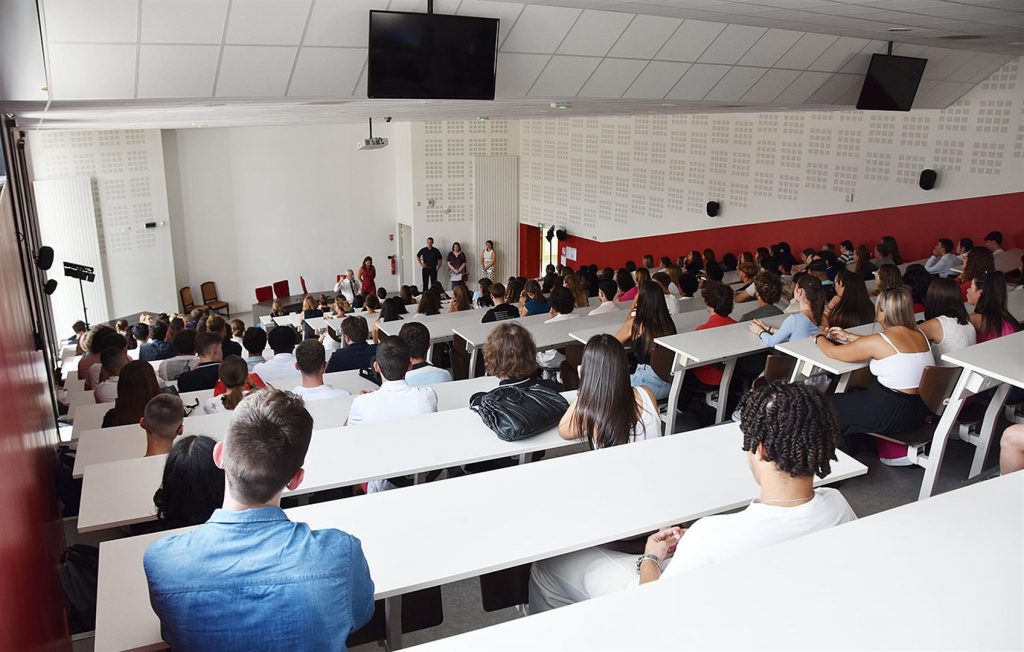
[529,192,1024,271]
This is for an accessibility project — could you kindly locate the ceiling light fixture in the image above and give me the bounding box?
[549,102,572,109]
[887,27,912,33]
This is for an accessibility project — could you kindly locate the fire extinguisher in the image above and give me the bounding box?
[388,255,396,275]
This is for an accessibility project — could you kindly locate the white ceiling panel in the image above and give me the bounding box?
[48,43,137,99]
[140,0,229,44]
[805,72,861,103]
[839,41,885,73]
[774,32,839,68]
[623,61,691,98]
[949,52,1006,82]
[215,46,298,96]
[557,10,633,56]
[657,20,727,62]
[501,5,581,53]
[835,74,866,104]
[387,0,461,12]
[704,65,767,100]
[287,47,366,96]
[666,63,731,99]
[736,28,804,67]
[43,0,138,43]
[224,0,313,46]
[303,0,388,47]
[495,52,551,96]
[740,68,802,102]
[809,36,871,71]
[137,45,220,98]
[457,1,526,48]
[607,15,682,59]
[528,55,602,96]
[922,49,980,79]
[698,24,768,64]
[579,58,647,97]
[773,69,832,103]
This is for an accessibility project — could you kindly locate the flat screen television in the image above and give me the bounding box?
[368,11,498,100]
[856,53,928,111]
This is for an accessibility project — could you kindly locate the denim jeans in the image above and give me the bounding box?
[631,363,671,401]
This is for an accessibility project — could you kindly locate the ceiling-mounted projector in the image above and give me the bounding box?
[357,117,389,150]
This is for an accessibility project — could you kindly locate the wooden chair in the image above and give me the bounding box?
[867,366,962,466]
[752,354,797,390]
[179,286,207,313]
[272,279,291,299]
[200,282,229,316]
[255,286,273,303]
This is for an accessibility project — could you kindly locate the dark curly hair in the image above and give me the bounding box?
[737,382,838,478]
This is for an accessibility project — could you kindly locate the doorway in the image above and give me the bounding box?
[398,223,414,286]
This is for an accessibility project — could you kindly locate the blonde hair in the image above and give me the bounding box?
[302,296,316,311]
[877,287,916,329]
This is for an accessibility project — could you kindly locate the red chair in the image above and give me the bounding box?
[272,280,291,299]
[300,275,308,295]
[255,286,273,302]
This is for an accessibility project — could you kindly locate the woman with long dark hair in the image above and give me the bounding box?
[559,334,660,448]
[901,264,933,313]
[881,235,903,266]
[102,360,161,427]
[967,271,1020,342]
[416,291,440,317]
[448,284,472,313]
[749,274,825,346]
[822,270,875,330]
[204,356,252,413]
[563,273,589,309]
[152,435,225,531]
[919,277,975,366]
[359,256,376,296]
[614,268,637,303]
[853,244,875,280]
[615,281,677,400]
[872,263,903,296]
[959,247,995,300]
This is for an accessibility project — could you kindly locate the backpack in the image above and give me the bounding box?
[59,544,99,633]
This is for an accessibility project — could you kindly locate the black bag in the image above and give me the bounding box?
[470,382,569,442]
[59,544,99,634]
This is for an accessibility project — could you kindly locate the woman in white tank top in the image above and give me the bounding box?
[480,240,496,280]
[917,277,976,366]
[558,334,661,447]
[815,287,930,466]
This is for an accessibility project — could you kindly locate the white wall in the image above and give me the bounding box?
[165,123,402,313]
[520,58,1024,242]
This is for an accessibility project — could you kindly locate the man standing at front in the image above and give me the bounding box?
[143,389,375,650]
[417,236,443,292]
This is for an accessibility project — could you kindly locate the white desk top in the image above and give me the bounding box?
[655,314,787,364]
[507,311,625,351]
[451,313,555,349]
[773,322,879,376]
[71,387,213,438]
[93,422,866,651]
[378,310,483,340]
[77,378,513,533]
[941,330,1024,389]
[413,472,1022,651]
[569,310,710,345]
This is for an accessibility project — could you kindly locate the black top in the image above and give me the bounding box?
[481,303,519,323]
[177,361,221,392]
[221,337,242,358]
[326,341,377,374]
[418,246,443,268]
[303,309,323,340]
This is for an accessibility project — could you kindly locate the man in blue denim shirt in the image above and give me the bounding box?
[143,389,375,651]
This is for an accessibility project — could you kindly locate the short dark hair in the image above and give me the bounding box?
[985,231,1003,245]
[701,281,734,316]
[72,320,87,334]
[489,282,506,299]
[738,382,838,478]
[548,286,574,315]
[132,323,149,341]
[705,262,724,282]
[224,389,313,505]
[195,332,223,357]
[154,435,224,529]
[294,340,326,375]
[267,324,296,355]
[341,316,369,343]
[597,279,618,300]
[100,332,127,352]
[377,287,387,300]
[840,240,854,252]
[398,321,431,360]
[242,327,267,356]
[937,238,954,253]
[144,394,184,438]
[752,271,782,305]
[100,347,126,374]
[375,335,410,381]
[150,321,169,342]
[172,328,197,355]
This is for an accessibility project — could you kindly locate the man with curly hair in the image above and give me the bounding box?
[529,382,856,612]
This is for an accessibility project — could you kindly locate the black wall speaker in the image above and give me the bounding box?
[36,246,54,271]
[43,279,58,295]
[555,229,568,241]
[919,169,937,190]
[706,201,720,217]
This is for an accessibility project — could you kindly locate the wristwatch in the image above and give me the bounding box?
[636,554,661,574]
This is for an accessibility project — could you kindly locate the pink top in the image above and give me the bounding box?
[977,319,1015,343]
[617,287,638,303]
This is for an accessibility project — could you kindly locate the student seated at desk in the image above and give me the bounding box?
[564,272,589,310]
[967,271,1020,342]
[205,356,260,413]
[448,284,473,313]
[924,238,958,278]
[140,321,174,363]
[519,280,549,316]
[289,341,350,402]
[252,326,298,382]
[538,287,578,372]
[140,435,225,534]
[93,346,129,404]
[587,279,620,317]
[415,291,441,317]
[326,316,376,373]
[300,296,323,341]
[372,297,404,343]
[229,319,245,350]
[159,329,196,382]
[739,271,783,322]
[918,278,976,366]
[143,394,184,457]
[242,327,267,371]
[132,322,150,349]
[748,274,824,346]
[733,261,760,305]
[821,270,874,330]
[481,282,520,322]
[852,244,876,281]
[144,390,375,650]
[400,322,452,386]
[177,332,224,393]
[616,281,677,401]
[207,315,242,358]
[87,332,127,389]
[984,230,1004,256]
[819,288,932,466]
[68,319,88,350]
[103,361,162,428]
[529,382,855,612]
[681,282,735,410]
[959,247,994,301]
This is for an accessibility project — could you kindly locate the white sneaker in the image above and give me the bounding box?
[879,455,914,467]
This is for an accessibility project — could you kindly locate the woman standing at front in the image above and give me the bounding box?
[359,257,376,297]
[480,240,497,281]
[447,242,468,290]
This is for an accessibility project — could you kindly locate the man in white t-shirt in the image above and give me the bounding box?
[587,279,620,317]
[529,382,856,612]
[399,322,452,387]
[538,287,578,371]
[253,325,298,382]
[93,346,130,404]
[289,340,350,403]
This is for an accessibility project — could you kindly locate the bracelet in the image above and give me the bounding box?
[636,554,662,575]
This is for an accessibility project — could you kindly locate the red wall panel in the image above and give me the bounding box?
[519,223,542,278]
[0,186,69,651]
[540,192,1024,270]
